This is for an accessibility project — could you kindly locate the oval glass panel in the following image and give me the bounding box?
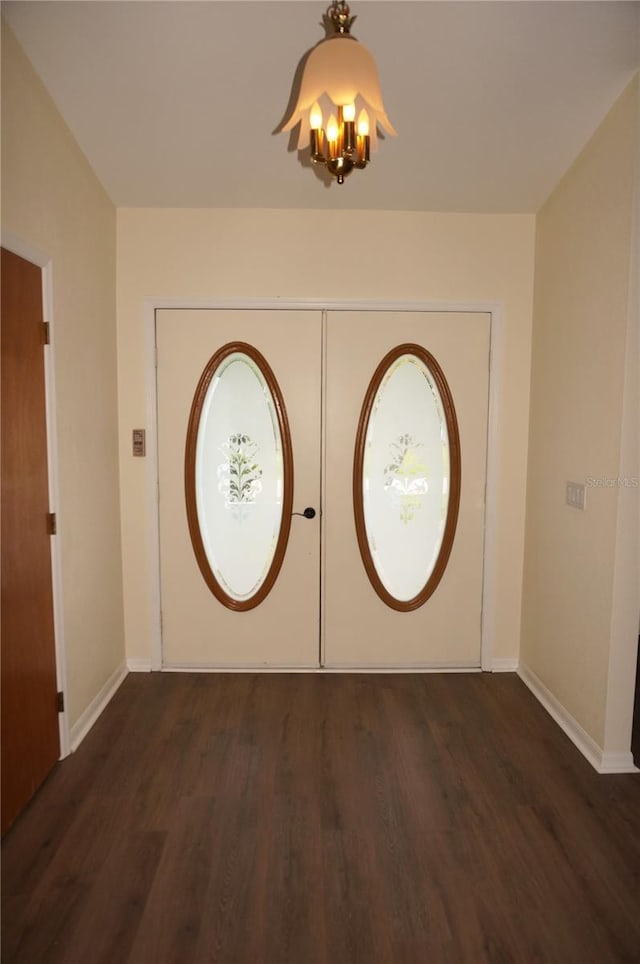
[185,343,293,611]
[354,344,461,611]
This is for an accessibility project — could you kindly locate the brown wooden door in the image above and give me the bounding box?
[1,247,60,836]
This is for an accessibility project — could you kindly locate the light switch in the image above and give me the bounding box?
[132,429,146,457]
[566,481,586,510]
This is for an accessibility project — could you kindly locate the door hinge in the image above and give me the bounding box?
[47,512,57,535]
[57,691,65,713]
[43,322,50,345]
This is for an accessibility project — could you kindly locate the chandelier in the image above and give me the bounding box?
[281,1,396,184]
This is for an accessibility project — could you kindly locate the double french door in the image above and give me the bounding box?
[156,308,490,669]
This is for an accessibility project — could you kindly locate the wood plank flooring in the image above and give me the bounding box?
[3,672,640,964]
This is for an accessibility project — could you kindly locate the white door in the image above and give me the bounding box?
[323,311,490,667]
[156,308,490,668]
[156,309,322,667]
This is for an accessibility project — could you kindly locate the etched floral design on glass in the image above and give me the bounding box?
[217,433,263,520]
[383,433,429,524]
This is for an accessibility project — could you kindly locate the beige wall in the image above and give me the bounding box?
[521,77,639,754]
[3,16,635,771]
[1,25,125,728]
[117,208,535,666]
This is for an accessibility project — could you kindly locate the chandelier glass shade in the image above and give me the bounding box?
[281,1,396,184]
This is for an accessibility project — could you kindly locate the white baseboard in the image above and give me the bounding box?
[491,658,519,672]
[518,663,639,774]
[127,658,153,672]
[160,661,481,673]
[322,662,480,673]
[161,662,319,672]
[599,751,639,774]
[69,661,128,752]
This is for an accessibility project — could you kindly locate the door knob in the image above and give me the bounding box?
[292,507,316,519]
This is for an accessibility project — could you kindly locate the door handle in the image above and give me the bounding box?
[292,507,316,519]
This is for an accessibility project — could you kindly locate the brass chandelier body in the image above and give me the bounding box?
[310,101,369,185]
[281,1,396,185]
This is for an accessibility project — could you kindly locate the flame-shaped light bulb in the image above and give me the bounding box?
[326,113,339,160]
[357,109,370,137]
[356,109,370,166]
[341,102,356,155]
[310,102,323,131]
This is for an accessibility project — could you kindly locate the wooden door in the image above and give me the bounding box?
[1,248,60,835]
[156,309,322,667]
[323,311,490,667]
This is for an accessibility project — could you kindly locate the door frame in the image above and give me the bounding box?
[145,298,504,673]
[2,232,70,757]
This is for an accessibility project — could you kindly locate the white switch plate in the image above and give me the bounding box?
[566,481,586,510]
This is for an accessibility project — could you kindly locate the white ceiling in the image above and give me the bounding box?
[3,1,639,212]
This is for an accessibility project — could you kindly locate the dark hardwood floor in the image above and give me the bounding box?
[2,672,640,964]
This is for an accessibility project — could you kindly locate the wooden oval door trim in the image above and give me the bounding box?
[184,341,294,611]
[353,343,462,612]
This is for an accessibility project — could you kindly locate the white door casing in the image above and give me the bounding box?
[0,233,69,754]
